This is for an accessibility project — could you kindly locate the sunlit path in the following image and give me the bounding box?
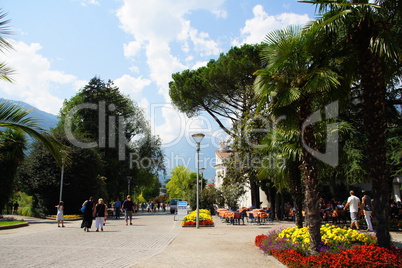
[0,213,180,268]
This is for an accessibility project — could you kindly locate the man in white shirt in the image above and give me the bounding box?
[344,190,361,230]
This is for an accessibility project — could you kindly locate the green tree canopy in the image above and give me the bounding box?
[57,76,164,200]
[169,44,263,136]
[166,165,195,201]
[301,0,402,249]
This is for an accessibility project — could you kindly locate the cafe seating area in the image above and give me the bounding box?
[216,207,272,225]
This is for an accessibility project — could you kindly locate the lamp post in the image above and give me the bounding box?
[127,176,132,196]
[192,133,204,229]
[59,157,65,202]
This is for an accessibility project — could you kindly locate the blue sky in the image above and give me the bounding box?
[0,0,315,181]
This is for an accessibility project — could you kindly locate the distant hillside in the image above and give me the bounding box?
[0,98,59,130]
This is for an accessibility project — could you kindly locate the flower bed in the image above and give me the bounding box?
[47,215,82,220]
[181,209,214,227]
[255,224,402,267]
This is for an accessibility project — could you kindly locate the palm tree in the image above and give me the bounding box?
[0,9,14,82]
[254,25,341,254]
[301,0,402,249]
[0,9,68,213]
[0,101,67,166]
[256,126,305,228]
[0,102,68,213]
[0,9,67,166]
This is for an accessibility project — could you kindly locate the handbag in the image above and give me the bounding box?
[81,201,87,213]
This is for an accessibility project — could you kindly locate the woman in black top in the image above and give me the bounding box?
[94,198,108,232]
[81,196,95,232]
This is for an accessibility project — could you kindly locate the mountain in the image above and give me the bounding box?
[162,136,218,184]
[0,98,59,130]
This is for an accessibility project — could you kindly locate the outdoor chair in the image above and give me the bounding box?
[247,213,256,224]
[238,210,247,225]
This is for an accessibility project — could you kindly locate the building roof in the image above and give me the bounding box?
[215,150,232,160]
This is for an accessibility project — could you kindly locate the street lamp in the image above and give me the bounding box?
[59,157,65,202]
[192,133,204,229]
[127,176,132,196]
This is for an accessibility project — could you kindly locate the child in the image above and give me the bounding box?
[56,201,65,227]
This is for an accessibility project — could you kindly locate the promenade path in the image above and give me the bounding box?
[0,212,286,268]
[1,212,401,268]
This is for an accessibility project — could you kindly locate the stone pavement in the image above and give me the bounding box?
[0,213,180,268]
[1,213,401,268]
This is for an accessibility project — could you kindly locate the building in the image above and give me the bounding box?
[213,140,269,208]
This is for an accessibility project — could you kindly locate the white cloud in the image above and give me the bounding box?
[115,0,226,142]
[129,66,140,73]
[114,74,151,99]
[138,98,149,113]
[0,40,81,114]
[150,103,211,147]
[80,0,99,7]
[191,61,208,70]
[179,20,220,56]
[116,0,224,101]
[233,5,311,45]
[145,40,187,100]
[150,103,187,146]
[123,41,142,58]
[211,8,228,19]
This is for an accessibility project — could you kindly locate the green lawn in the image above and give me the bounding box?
[0,221,25,226]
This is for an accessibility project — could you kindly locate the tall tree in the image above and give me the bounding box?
[169,44,264,207]
[166,165,194,201]
[256,125,305,228]
[254,25,341,254]
[0,129,26,212]
[57,76,164,199]
[301,0,402,248]
[17,134,103,216]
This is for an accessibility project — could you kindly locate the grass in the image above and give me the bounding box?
[0,220,26,226]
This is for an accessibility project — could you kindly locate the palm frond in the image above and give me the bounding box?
[0,9,13,54]
[0,101,69,167]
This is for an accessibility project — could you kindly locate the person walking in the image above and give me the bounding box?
[361,190,374,232]
[122,195,135,226]
[114,198,122,219]
[95,198,108,232]
[344,190,361,230]
[56,201,65,228]
[81,196,95,232]
[13,201,19,214]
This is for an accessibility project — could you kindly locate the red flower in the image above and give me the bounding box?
[256,234,402,267]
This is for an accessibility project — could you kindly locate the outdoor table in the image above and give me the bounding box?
[226,212,241,225]
[218,210,229,218]
[219,211,232,223]
[253,212,269,224]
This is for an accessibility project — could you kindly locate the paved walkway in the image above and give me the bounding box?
[1,213,401,268]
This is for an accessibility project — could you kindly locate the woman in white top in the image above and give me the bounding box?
[56,201,65,227]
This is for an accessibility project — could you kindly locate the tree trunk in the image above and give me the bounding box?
[300,101,321,255]
[249,178,261,208]
[268,184,277,220]
[275,192,284,220]
[289,160,304,228]
[360,52,391,248]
